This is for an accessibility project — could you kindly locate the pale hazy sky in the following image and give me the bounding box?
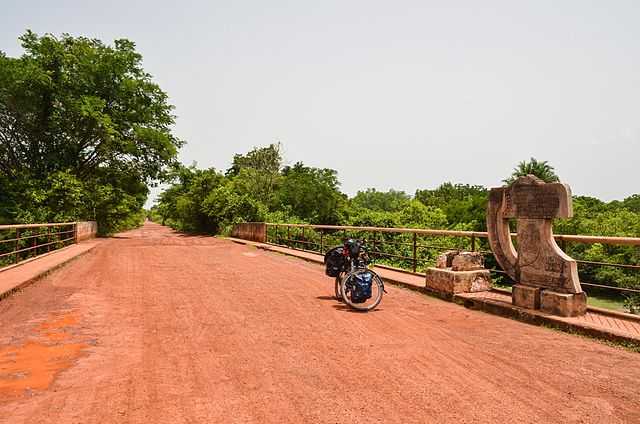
[2,1,639,206]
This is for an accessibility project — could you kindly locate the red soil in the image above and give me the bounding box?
[0,222,638,423]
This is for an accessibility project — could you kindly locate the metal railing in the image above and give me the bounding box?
[261,223,640,297]
[0,223,78,270]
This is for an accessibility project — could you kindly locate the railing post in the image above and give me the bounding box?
[15,228,20,264]
[471,235,476,252]
[302,227,305,250]
[74,223,78,244]
[287,226,291,248]
[412,232,417,273]
[33,228,37,256]
[320,232,324,254]
[47,226,51,252]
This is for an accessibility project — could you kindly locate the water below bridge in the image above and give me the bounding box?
[0,222,638,423]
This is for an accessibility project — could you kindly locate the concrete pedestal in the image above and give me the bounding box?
[512,285,541,310]
[540,290,587,317]
[425,267,492,295]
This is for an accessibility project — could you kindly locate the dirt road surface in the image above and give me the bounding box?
[0,222,638,423]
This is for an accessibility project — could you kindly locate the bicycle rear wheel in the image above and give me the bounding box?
[334,273,345,301]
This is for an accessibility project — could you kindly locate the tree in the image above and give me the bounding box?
[622,195,640,213]
[397,201,447,228]
[351,188,410,212]
[226,143,282,206]
[226,143,282,176]
[201,182,266,232]
[415,183,488,230]
[503,157,559,184]
[156,165,224,232]
[276,162,346,224]
[0,31,181,232]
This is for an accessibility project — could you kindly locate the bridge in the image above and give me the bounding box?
[0,222,639,423]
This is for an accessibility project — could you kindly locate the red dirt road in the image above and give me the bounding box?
[0,222,639,423]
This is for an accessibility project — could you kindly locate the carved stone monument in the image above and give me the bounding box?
[486,175,587,317]
[425,251,492,295]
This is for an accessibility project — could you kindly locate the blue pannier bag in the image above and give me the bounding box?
[350,271,373,303]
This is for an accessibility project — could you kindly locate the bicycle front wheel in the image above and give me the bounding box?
[340,269,383,311]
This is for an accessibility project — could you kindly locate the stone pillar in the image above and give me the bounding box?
[486,175,587,317]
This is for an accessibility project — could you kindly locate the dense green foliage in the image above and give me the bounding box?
[555,196,640,312]
[153,144,346,233]
[0,32,181,233]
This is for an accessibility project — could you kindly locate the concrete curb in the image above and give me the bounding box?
[453,294,640,348]
[0,242,100,301]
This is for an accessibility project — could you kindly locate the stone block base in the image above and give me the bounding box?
[512,285,541,310]
[425,268,492,295]
[451,252,484,271]
[436,250,459,268]
[540,291,587,317]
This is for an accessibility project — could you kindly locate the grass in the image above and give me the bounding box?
[587,295,627,312]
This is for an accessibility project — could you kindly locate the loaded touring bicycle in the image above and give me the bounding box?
[324,239,385,311]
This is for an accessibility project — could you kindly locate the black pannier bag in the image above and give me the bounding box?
[324,246,347,277]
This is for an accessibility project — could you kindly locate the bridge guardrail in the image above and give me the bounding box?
[0,221,97,271]
[238,223,640,300]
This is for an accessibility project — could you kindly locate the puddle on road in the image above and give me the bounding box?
[0,311,89,399]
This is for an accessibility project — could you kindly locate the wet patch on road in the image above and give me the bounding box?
[0,311,90,400]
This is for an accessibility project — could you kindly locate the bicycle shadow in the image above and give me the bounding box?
[315,296,383,313]
[331,304,383,313]
[316,295,337,301]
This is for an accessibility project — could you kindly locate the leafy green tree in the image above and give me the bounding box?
[347,208,400,228]
[0,31,180,181]
[351,188,410,212]
[503,157,560,184]
[226,143,282,207]
[201,182,266,232]
[276,162,346,224]
[226,143,282,176]
[156,165,224,232]
[622,194,640,213]
[397,200,447,228]
[415,183,488,230]
[0,31,181,232]
[416,183,487,206]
